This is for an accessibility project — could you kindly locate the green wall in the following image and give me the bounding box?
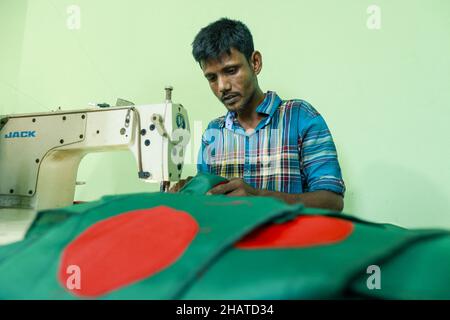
[1,0,449,229]
[0,0,28,114]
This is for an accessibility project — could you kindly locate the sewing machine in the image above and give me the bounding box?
[0,86,190,244]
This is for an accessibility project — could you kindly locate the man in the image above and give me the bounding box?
[173,18,345,211]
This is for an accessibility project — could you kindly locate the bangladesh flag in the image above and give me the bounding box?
[0,173,449,299]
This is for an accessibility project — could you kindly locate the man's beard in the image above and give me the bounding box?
[224,103,245,113]
[223,95,249,114]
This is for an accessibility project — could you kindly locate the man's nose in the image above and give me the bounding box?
[218,76,231,94]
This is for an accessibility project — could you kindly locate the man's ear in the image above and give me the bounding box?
[250,51,263,75]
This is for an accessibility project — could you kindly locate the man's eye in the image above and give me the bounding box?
[206,76,216,82]
[226,68,237,74]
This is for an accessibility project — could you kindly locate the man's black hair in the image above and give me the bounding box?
[192,18,254,64]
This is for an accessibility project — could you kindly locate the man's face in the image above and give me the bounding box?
[201,48,259,113]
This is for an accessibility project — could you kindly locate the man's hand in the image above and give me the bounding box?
[207,178,259,196]
[208,178,344,211]
[168,176,193,193]
[173,176,343,212]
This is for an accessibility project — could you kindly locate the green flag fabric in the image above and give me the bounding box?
[179,172,228,195]
[0,173,449,299]
[184,214,450,299]
[0,192,302,299]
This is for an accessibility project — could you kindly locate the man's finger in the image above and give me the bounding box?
[208,179,239,195]
[226,189,246,197]
[178,176,194,191]
[168,176,194,193]
[168,183,180,193]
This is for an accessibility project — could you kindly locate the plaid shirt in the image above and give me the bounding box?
[197,91,345,195]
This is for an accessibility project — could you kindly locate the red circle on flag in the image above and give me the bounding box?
[58,206,198,297]
[235,215,354,249]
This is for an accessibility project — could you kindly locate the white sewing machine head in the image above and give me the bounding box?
[0,86,190,214]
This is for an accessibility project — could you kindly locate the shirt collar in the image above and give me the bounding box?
[256,91,282,116]
[220,91,282,129]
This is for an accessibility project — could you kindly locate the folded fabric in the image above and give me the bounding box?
[179,172,228,195]
[0,191,301,299]
[0,173,449,299]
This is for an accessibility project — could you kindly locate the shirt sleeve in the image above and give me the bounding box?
[196,122,219,174]
[298,101,346,196]
[196,134,210,174]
